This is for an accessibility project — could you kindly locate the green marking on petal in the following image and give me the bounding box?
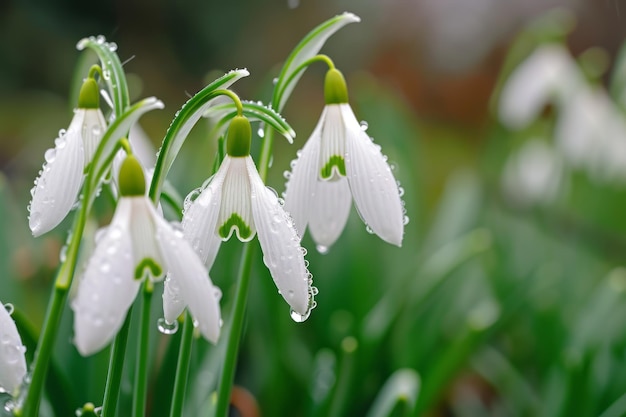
[218,213,252,240]
[320,155,346,179]
[135,258,163,280]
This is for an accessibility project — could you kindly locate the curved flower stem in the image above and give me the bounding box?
[101,309,133,417]
[169,313,195,417]
[132,282,154,417]
[214,242,255,417]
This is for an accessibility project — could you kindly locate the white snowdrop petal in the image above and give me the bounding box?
[283,110,324,239]
[71,199,140,356]
[342,104,404,247]
[308,176,352,249]
[155,215,221,344]
[217,157,256,242]
[247,157,311,315]
[182,167,225,269]
[499,45,579,130]
[81,108,107,163]
[29,110,87,236]
[129,198,166,282]
[319,105,346,180]
[0,301,27,394]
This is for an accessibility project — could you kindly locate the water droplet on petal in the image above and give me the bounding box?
[108,42,118,52]
[359,120,369,131]
[316,245,329,254]
[44,148,56,163]
[290,309,310,323]
[157,318,179,335]
[403,215,410,225]
[96,35,106,44]
[257,124,265,138]
[4,303,14,315]
[365,225,374,234]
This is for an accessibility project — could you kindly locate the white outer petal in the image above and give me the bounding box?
[283,109,324,239]
[247,157,311,315]
[218,157,256,241]
[29,111,86,236]
[155,208,221,344]
[308,177,352,250]
[342,104,404,247]
[499,45,579,130]
[71,198,141,356]
[0,302,26,394]
[182,160,228,268]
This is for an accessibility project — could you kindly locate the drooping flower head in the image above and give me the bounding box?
[29,71,107,237]
[167,115,316,322]
[284,67,406,252]
[72,154,221,356]
[0,302,27,395]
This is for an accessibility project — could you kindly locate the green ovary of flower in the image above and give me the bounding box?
[226,115,252,157]
[134,258,162,280]
[119,155,146,197]
[219,213,252,240]
[320,155,346,179]
[78,77,100,109]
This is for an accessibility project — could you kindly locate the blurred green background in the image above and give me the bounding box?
[4,0,626,416]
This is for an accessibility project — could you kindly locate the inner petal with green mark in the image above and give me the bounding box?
[320,155,346,180]
[216,157,257,242]
[134,257,163,280]
[319,105,346,181]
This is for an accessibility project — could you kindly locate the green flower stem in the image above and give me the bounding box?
[214,242,255,417]
[169,313,195,417]
[17,285,66,417]
[133,282,153,417]
[277,54,335,103]
[101,309,133,417]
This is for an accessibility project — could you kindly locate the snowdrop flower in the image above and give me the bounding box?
[72,155,221,355]
[498,44,583,130]
[283,68,405,251]
[29,74,107,237]
[174,115,316,321]
[0,302,27,395]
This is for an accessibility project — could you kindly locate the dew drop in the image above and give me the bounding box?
[359,120,369,131]
[44,148,56,163]
[92,125,102,137]
[55,136,66,149]
[103,70,111,80]
[290,309,310,323]
[4,303,14,315]
[96,35,106,44]
[157,318,179,335]
[311,286,319,296]
[257,124,265,138]
[58,128,67,137]
[213,287,222,301]
[272,77,279,85]
[99,262,111,273]
[283,170,292,180]
[108,42,118,52]
[288,290,295,299]
[287,0,300,9]
[365,225,374,234]
[316,245,329,254]
[403,215,410,225]
[398,186,405,197]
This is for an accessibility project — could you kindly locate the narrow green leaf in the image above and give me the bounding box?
[149,69,249,203]
[76,36,130,117]
[272,12,360,111]
[207,100,296,143]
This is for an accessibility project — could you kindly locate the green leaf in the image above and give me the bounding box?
[149,69,249,203]
[272,12,360,111]
[86,97,164,208]
[207,100,296,143]
[76,36,131,117]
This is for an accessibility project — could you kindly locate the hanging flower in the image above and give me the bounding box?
[283,68,405,251]
[0,302,27,395]
[168,115,316,322]
[71,155,221,356]
[28,74,107,237]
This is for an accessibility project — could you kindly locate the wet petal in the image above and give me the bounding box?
[81,108,107,163]
[29,110,87,236]
[129,198,166,281]
[155,212,221,344]
[247,157,311,315]
[308,176,352,250]
[342,104,404,246]
[72,199,141,356]
[283,110,323,239]
[0,302,26,394]
[217,157,256,242]
[182,161,227,268]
